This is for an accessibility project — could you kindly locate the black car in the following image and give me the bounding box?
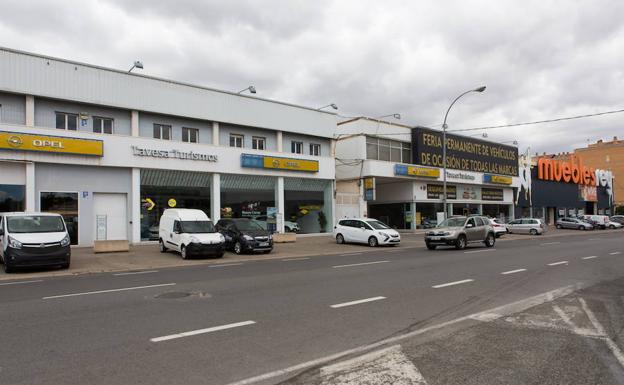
[216,218,273,254]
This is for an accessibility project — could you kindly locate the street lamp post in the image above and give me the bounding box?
[441,86,486,219]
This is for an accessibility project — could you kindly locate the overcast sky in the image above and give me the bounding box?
[1,0,623,154]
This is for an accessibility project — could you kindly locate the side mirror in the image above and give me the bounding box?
[360,226,366,230]
[466,223,474,228]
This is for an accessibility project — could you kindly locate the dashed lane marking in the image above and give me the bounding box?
[282,257,310,261]
[332,261,389,268]
[113,270,159,276]
[209,263,244,268]
[541,242,561,246]
[150,320,256,342]
[330,296,386,309]
[547,261,568,266]
[464,249,496,254]
[501,269,527,275]
[432,279,474,289]
[609,252,621,255]
[582,256,599,260]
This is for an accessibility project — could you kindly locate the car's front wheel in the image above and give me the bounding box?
[4,262,14,273]
[484,233,495,247]
[455,235,467,250]
[529,229,538,235]
[234,241,243,255]
[336,234,345,244]
[180,245,188,260]
[159,239,167,253]
[556,224,562,229]
[368,236,379,247]
[426,242,437,250]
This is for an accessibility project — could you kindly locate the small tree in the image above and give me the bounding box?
[318,211,328,233]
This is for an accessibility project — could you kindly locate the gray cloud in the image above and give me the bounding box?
[0,0,623,154]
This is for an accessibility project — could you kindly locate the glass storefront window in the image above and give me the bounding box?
[40,192,78,245]
[0,184,25,212]
[284,178,332,234]
[415,202,444,229]
[221,174,275,230]
[368,203,410,229]
[140,170,211,241]
[482,204,511,222]
[452,203,480,217]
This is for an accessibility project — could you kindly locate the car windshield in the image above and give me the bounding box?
[7,215,65,233]
[234,220,264,231]
[180,221,215,233]
[438,217,467,227]
[367,220,390,230]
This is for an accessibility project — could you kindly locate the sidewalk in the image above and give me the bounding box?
[1,228,620,281]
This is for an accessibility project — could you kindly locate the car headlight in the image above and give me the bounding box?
[243,234,254,241]
[269,234,273,240]
[60,234,70,247]
[218,234,225,243]
[441,231,453,236]
[378,231,390,240]
[8,236,22,249]
[190,236,201,243]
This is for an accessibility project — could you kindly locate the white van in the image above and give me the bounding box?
[582,215,609,229]
[158,209,225,259]
[0,212,71,273]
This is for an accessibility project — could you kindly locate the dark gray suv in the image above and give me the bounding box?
[424,216,496,250]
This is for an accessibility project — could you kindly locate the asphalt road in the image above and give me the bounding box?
[0,231,623,385]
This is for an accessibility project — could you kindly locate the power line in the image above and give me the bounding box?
[449,108,624,132]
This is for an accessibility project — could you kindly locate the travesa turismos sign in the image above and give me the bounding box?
[131,146,217,161]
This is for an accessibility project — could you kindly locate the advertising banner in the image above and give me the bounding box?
[578,185,597,202]
[427,184,456,199]
[482,188,504,201]
[0,131,103,156]
[411,126,518,176]
[363,177,376,201]
[394,164,440,178]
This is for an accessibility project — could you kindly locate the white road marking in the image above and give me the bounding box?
[150,320,256,342]
[579,297,624,368]
[582,256,599,260]
[609,252,621,255]
[320,345,428,385]
[330,296,386,308]
[432,279,474,289]
[113,270,158,276]
[282,257,310,261]
[209,263,244,268]
[339,252,363,256]
[42,283,176,299]
[226,285,581,385]
[0,279,43,286]
[541,242,561,246]
[464,249,496,254]
[501,268,527,275]
[332,261,389,268]
[547,261,568,266]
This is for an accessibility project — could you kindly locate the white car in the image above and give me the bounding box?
[606,220,622,229]
[487,218,508,238]
[334,218,400,247]
[158,209,225,259]
[252,215,300,232]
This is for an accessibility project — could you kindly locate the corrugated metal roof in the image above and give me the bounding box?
[285,178,330,191]
[141,169,211,187]
[221,174,276,190]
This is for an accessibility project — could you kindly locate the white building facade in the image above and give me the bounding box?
[335,118,519,229]
[0,47,336,246]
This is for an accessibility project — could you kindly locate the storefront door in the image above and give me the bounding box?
[40,192,79,245]
[94,193,127,241]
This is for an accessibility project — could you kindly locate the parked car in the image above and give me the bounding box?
[158,209,225,259]
[251,215,300,233]
[0,212,71,273]
[334,218,400,247]
[556,217,594,230]
[486,218,508,238]
[610,215,624,225]
[606,220,623,229]
[216,218,273,254]
[424,216,495,250]
[507,218,546,235]
[581,215,609,229]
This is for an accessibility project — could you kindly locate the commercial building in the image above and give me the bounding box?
[514,150,615,224]
[335,117,519,229]
[0,47,336,246]
[573,137,622,207]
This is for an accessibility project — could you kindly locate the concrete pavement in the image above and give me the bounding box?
[0,230,623,384]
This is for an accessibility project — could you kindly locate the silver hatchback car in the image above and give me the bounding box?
[507,218,546,235]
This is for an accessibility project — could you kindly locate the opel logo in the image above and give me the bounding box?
[39,243,45,248]
[7,135,23,148]
[272,159,280,167]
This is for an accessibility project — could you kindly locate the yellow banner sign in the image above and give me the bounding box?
[0,131,103,156]
[406,166,440,178]
[263,156,319,172]
[489,175,512,185]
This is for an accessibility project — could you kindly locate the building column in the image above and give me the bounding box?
[211,173,221,222]
[447,203,453,218]
[25,162,35,211]
[131,110,139,137]
[276,131,283,152]
[25,95,35,127]
[477,204,483,215]
[330,139,337,157]
[275,176,285,233]
[410,201,417,230]
[212,122,220,145]
[131,168,141,243]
